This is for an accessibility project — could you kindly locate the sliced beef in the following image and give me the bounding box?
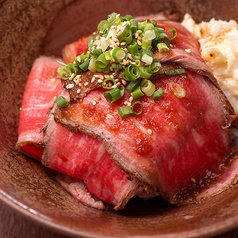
[56,173,106,210]
[43,96,140,210]
[62,36,89,63]
[54,70,238,205]
[16,56,63,160]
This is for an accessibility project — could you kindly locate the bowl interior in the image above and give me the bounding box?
[1,0,238,237]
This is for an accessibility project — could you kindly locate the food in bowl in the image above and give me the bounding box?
[17,13,238,210]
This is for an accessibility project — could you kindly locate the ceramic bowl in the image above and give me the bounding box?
[1,0,238,237]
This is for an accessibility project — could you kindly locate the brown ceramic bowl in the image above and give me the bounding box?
[1,0,238,237]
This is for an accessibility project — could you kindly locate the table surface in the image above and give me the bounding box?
[0,202,237,238]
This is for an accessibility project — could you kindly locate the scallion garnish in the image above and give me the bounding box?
[132,101,143,115]
[141,80,156,96]
[131,86,144,99]
[104,88,122,103]
[102,78,116,89]
[55,96,69,108]
[57,13,180,119]
[169,83,186,98]
[164,69,187,75]
[153,88,164,101]
[127,80,140,92]
[118,106,134,118]
[123,65,141,81]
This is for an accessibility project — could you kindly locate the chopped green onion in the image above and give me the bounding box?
[104,88,122,103]
[144,23,154,31]
[104,50,112,61]
[107,28,117,38]
[132,101,143,115]
[141,36,152,50]
[138,20,147,31]
[98,20,110,32]
[92,48,102,58]
[141,80,155,96]
[112,47,126,62]
[130,19,138,33]
[157,43,169,53]
[79,59,90,71]
[128,42,139,55]
[127,80,140,92]
[141,54,153,65]
[95,54,110,72]
[139,67,152,79]
[123,65,141,81]
[102,78,116,89]
[57,66,71,80]
[145,30,156,40]
[117,24,131,42]
[118,85,125,96]
[124,30,133,44]
[153,88,164,101]
[164,69,187,75]
[88,57,97,73]
[151,59,161,72]
[123,14,133,21]
[78,54,90,62]
[167,29,177,40]
[118,106,134,118]
[169,83,186,98]
[55,96,69,108]
[131,86,144,99]
[150,20,157,27]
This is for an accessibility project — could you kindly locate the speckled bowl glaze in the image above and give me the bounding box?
[1,0,238,237]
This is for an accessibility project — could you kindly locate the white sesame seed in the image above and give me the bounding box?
[95,35,100,40]
[115,79,119,82]
[90,39,93,45]
[185,49,192,53]
[104,75,110,78]
[94,74,100,78]
[135,32,139,38]
[53,96,56,101]
[69,73,75,81]
[137,40,142,46]
[191,178,196,183]
[92,101,96,105]
[78,83,82,87]
[137,36,142,41]
[148,129,152,135]
[129,96,133,102]
[84,82,89,86]
[98,79,103,83]
[137,30,142,34]
[116,14,120,19]
[99,74,104,80]
[121,79,127,85]
[51,78,56,82]
[112,36,118,42]
[124,101,128,105]
[123,59,127,65]
[66,83,74,89]
[127,102,131,107]
[120,42,126,46]
[111,84,117,89]
[91,77,95,83]
[116,82,121,86]
[77,89,81,93]
[77,56,81,63]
